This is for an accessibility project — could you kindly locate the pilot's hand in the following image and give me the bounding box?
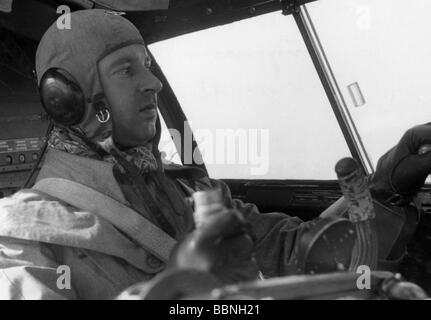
[169,209,259,284]
[372,123,431,204]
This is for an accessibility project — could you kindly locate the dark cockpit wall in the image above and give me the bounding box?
[0,26,49,198]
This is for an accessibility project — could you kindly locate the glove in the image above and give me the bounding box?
[372,123,431,204]
[169,209,259,284]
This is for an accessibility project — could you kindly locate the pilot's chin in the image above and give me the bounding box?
[141,125,157,142]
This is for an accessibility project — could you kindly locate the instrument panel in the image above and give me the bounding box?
[0,95,49,198]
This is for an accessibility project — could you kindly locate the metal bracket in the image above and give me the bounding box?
[281,0,300,15]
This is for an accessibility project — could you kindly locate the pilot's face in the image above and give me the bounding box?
[98,44,162,148]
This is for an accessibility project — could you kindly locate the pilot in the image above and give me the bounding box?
[0,9,430,299]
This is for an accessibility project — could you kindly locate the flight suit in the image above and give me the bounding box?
[0,148,316,299]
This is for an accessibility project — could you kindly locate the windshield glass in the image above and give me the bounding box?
[151,11,351,180]
[306,0,431,181]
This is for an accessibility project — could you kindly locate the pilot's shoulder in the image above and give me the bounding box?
[0,188,90,222]
[1,188,68,208]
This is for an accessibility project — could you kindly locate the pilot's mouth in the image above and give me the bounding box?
[139,104,156,113]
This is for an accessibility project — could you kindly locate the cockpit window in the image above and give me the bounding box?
[307,0,431,182]
[151,11,351,180]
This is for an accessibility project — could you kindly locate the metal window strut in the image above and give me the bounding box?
[289,2,375,175]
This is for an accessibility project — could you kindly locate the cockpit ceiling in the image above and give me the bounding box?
[0,0,316,91]
[0,0,317,44]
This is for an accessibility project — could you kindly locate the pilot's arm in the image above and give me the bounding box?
[206,179,316,277]
[194,124,431,279]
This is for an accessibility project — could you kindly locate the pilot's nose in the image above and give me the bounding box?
[139,72,163,94]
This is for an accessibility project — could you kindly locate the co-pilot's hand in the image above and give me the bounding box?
[373,123,431,203]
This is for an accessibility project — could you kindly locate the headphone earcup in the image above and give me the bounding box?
[39,68,86,126]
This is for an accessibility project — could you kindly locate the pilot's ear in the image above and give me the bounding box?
[39,67,86,126]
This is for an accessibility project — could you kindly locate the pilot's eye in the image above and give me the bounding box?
[115,66,132,76]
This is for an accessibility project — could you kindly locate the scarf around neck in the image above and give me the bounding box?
[47,126,159,174]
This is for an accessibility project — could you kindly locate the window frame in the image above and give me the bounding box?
[149,3,372,179]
